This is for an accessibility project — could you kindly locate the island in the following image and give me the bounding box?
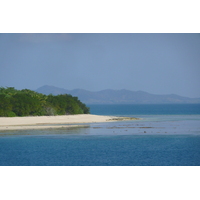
[0,87,139,131]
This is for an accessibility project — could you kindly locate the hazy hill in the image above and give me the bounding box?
[36,85,200,104]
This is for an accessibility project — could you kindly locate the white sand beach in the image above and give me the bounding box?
[0,114,138,131]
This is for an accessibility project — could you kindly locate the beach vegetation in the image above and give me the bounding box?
[0,87,90,117]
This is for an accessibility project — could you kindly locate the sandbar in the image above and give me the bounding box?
[0,114,139,131]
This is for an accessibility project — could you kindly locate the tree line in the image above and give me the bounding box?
[0,87,90,117]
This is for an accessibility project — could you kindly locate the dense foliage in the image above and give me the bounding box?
[0,87,90,117]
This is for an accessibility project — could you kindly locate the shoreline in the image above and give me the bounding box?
[0,114,139,131]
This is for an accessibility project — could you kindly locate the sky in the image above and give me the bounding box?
[0,33,200,98]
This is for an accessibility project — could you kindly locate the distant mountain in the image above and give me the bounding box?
[36,85,200,104]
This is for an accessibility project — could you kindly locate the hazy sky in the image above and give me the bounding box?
[0,33,200,98]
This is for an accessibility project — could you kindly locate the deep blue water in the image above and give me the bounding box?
[0,104,200,166]
[0,134,200,166]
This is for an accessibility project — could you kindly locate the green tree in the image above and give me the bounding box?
[0,94,13,116]
[0,87,90,117]
[11,93,42,116]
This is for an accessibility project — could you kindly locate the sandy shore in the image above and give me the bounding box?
[0,114,138,131]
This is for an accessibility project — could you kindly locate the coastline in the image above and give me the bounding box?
[0,114,139,131]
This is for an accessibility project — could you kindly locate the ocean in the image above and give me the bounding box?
[0,104,200,166]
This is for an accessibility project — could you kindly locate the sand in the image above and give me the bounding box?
[0,114,138,131]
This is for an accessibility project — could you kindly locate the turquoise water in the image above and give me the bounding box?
[0,104,200,166]
[89,104,200,116]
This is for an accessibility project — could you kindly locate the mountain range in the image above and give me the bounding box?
[36,85,200,104]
